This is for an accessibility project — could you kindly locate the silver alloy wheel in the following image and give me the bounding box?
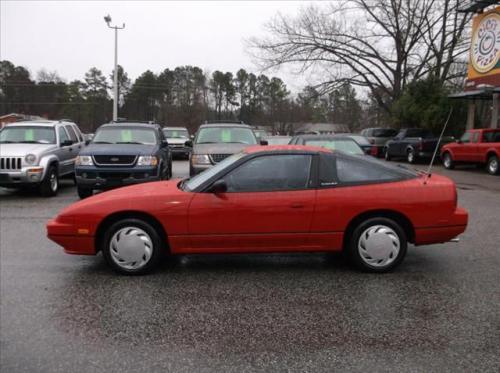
[443,153,451,168]
[407,150,414,163]
[109,226,153,270]
[50,171,58,192]
[358,225,400,268]
[488,157,498,174]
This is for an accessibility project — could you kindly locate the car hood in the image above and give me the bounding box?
[193,142,253,154]
[167,138,189,145]
[0,143,57,157]
[80,144,158,156]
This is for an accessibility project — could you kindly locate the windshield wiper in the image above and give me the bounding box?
[0,140,16,143]
[92,141,113,144]
[17,141,45,144]
[117,141,146,145]
[197,141,217,144]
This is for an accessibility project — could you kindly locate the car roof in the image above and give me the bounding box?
[199,123,252,129]
[100,122,160,129]
[4,120,73,127]
[244,145,332,154]
[293,134,357,140]
[163,126,188,130]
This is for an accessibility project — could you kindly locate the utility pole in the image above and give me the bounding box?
[104,15,125,122]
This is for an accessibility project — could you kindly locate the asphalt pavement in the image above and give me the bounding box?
[1,160,499,372]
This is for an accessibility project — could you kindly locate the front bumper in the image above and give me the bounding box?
[47,218,96,255]
[75,166,160,189]
[190,163,213,176]
[0,167,44,187]
[170,146,191,156]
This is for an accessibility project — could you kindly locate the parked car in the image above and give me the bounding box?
[47,145,468,275]
[0,119,85,196]
[361,128,398,156]
[384,128,453,164]
[264,135,291,145]
[289,134,365,156]
[441,129,500,175]
[74,121,172,199]
[162,126,191,159]
[253,129,272,141]
[340,134,378,156]
[189,122,265,176]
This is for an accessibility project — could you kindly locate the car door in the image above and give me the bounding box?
[455,131,472,161]
[56,126,74,175]
[64,125,81,169]
[187,153,317,252]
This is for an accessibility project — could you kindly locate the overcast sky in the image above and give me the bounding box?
[1,0,320,91]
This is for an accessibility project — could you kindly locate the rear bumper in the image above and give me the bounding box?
[414,207,468,245]
[46,218,96,255]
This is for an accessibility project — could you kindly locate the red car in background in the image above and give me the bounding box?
[47,146,468,275]
[441,129,500,175]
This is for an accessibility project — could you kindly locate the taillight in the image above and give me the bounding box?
[371,146,378,156]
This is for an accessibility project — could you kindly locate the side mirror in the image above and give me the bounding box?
[260,139,268,146]
[61,139,73,147]
[190,134,195,140]
[184,140,193,147]
[85,139,91,146]
[208,179,227,194]
[161,140,169,148]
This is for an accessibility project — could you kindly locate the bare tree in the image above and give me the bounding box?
[250,0,471,114]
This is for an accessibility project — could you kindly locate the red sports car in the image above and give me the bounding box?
[47,145,468,274]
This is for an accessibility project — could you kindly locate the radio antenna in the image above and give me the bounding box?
[424,108,453,185]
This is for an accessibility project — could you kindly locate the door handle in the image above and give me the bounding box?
[290,202,305,208]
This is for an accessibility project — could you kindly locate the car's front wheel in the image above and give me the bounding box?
[347,217,407,273]
[40,165,58,197]
[487,154,499,175]
[442,152,454,169]
[102,218,163,275]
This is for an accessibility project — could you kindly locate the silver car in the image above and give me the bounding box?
[162,126,191,159]
[0,120,85,196]
[189,122,263,176]
[360,128,398,157]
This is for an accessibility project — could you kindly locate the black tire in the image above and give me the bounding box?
[486,154,499,175]
[101,218,163,275]
[77,186,93,199]
[442,152,455,170]
[407,148,417,164]
[346,217,408,273]
[384,147,391,161]
[40,165,58,197]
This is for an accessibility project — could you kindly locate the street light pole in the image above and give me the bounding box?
[104,15,125,122]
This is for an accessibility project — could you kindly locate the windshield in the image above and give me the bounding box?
[183,152,246,191]
[195,127,257,145]
[163,129,189,138]
[92,127,157,145]
[0,126,56,144]
[305,139,364,155]
[372,129,397,137]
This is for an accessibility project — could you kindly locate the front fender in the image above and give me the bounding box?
[39,155,59,179]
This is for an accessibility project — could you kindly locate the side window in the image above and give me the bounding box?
[460,132,471,143]
[336,156,402,184]
[483,131,500,143]
[65,125,78,143]
[224,154,312,192]
[58,127,70,145]
[472,132,480,143]
[72,125,83,142]
[319,153,337,187]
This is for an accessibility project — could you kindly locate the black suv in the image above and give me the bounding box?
[75,121,172,198]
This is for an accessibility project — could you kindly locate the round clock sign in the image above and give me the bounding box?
[471,12,500,74]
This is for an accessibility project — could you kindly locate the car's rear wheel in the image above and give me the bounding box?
[102,218,163,275]
[40,165,58,197]
[487,155,499,175]
[407,148,416,164]
[442,152,454,169]
[347,217,407,273]
[384,147,391,161]
[77,186,93,199]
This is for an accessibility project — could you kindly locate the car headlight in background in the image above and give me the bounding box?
[191,154,211,165]
[137,155,158,166]
[75,155,94,166]
[25,154,37,165]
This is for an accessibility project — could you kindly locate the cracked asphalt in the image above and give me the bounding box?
[1,160,499,372]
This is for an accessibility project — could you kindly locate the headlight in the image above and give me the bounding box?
[75,155,94,166]
[191,154,211,165]
[25,154,37,165]
[137,155,158,166]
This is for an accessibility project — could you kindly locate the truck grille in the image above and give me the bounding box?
[209,154,231,163]
[0,157,22,170]
[92,155,137,166]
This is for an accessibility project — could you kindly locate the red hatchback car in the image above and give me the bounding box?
[47,146,468,274]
